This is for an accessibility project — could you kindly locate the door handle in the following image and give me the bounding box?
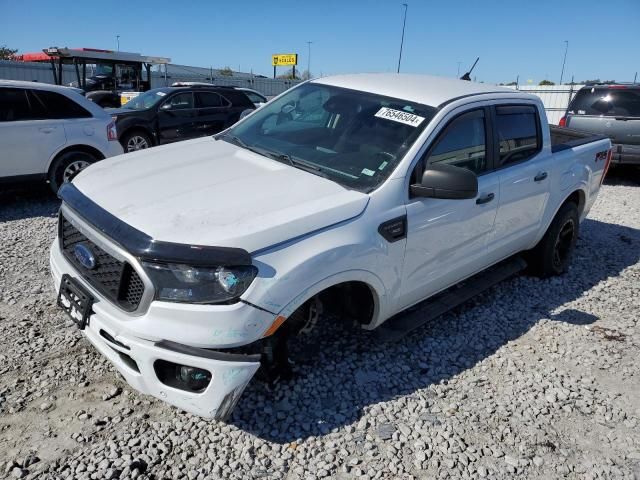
[476,193,495,205]
[534,171,548,182]
[39,127,55,134]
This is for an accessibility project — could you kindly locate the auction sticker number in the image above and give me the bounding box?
[375,107,425,127]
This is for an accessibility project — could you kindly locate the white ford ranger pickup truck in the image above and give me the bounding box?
[50,74,612,419]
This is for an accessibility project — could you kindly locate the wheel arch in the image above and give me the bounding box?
[533,186,587,248]
[270,269,388,335]
[119,125,155,144]
[46,144,106,177]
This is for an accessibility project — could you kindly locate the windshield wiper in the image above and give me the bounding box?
[270,153,334,181]
[216,133,276,160]
[217,134,333,181]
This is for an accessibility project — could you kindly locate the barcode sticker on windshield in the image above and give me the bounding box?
[375,107,425,127]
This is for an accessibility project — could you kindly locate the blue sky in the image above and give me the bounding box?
[1,0,638,84]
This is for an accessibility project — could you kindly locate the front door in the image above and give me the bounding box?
[399,107,500,310]
[157,92,197,143]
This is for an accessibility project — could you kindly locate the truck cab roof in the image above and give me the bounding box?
[312,73,527,107]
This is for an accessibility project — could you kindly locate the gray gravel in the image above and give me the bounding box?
[1,176,639,480]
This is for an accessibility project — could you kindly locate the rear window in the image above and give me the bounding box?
[196,92,228,108]
[31,90,92,119]
[220,90,254,108]
[495,105,541,166]
[0,88,31,121]
[569,87,640,117]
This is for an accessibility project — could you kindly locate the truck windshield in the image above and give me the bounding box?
[124,89,168,110]
[223,83,436,192]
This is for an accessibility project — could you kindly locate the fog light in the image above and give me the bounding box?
[154,360,212,393]
[177,365,211,391]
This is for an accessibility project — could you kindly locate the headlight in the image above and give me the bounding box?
[143,262,258,304]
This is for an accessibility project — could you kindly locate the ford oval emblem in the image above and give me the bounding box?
[73,244,97,270]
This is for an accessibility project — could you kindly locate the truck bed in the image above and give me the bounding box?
[550,125,608,153]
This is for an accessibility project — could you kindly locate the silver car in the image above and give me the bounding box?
[561,84,640,166]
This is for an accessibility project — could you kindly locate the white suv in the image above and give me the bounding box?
[0,80,123,192]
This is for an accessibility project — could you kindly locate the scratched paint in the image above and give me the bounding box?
[222,367,245,386]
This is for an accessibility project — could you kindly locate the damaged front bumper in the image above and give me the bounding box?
[82,315,261,419]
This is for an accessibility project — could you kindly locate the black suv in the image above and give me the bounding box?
[561,84,640,166]
[109,86,255,152]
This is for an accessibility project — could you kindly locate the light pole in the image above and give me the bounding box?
[116,35,120,52]
[457,61,462,77]
[307,41,312,79]
[397,3,408,73]
[559,40,568,85]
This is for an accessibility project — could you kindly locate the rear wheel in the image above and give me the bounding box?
[48,151,98,193]
[527,201,579,277]
[122,130,152,153]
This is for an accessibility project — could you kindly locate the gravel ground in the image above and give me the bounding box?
[1,172,639,480]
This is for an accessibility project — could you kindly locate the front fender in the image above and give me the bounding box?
[275,269,388,329]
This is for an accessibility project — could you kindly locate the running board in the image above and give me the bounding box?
[374,256,527,343]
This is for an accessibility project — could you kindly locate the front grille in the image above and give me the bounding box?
[60,213,145,311]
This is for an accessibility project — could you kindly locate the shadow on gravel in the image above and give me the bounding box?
[230,218,640,443]
[0,184,59,222]
[604,165,640,186]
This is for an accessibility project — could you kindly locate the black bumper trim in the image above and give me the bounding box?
[58,183,252,267]
[155,340,261,363]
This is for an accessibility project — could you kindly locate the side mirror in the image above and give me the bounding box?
[410,164,478,199]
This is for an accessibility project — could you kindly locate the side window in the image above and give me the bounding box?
[426,109,487,175]
[162,92,194,110]
[31,90,92,119]
[196,92,224,108]
[0,88,32,122]
[246,92,266,104]
[495,105,540,166]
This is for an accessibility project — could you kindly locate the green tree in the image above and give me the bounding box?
[539,79,555,86]
[218,67,233,77]
[0,45,18,60]
[277,68,300,80]
[505,81,518,86]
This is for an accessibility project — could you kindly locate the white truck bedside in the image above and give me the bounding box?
[50,74,612,419]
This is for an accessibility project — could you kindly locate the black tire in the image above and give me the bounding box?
[526,201,579,278]
[121,130,153,153]
[48,151,98,193]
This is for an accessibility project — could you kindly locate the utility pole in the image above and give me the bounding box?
[457,61,462,77]
[559,40,568,85]
[307,41,312,79]
[116,35,120,52]
[397,3,408,73]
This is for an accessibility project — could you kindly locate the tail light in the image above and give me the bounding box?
[107,121,118,141]
[558,116,567,127]
[601,148,613,185]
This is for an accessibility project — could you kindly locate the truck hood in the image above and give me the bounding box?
[72,137,369,253]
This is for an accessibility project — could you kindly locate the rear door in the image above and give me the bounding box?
[157,92,197,143]
[194,91,229,136]
[490,104,551,259]
[0,87,67,178]
[400,106,501,309]
[566,86,640,147]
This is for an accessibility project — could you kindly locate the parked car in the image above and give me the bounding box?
[560,83,640,166]
[109,85,255,152]
[171,82,269,108]
[0,80,123,192]
[51,74,611,419]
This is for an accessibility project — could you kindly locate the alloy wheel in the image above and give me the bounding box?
[127,135,149,152]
